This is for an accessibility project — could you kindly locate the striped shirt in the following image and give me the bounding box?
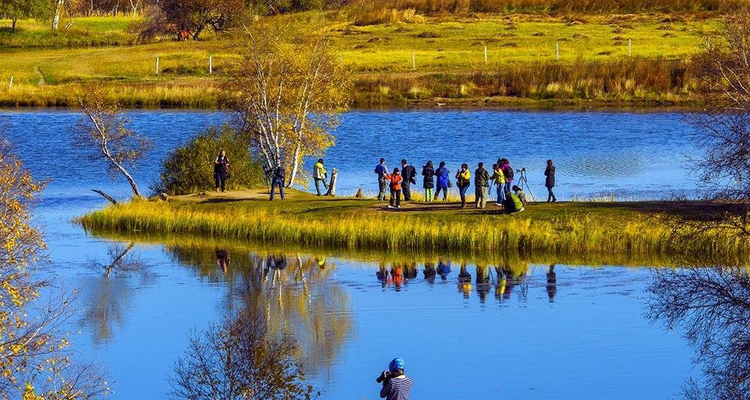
[380,375,413,400]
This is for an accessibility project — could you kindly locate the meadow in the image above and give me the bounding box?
[78,189,750,264]
[0,11,719,108]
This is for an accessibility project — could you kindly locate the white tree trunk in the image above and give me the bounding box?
[51,0,65,30]
[325,168,337,196]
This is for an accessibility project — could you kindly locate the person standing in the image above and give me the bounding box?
[434,161,450,201]
[378,358,413,400]
[214,150,229,193]
[545,159,557,202]
[474,162,490,209]
[313,158,328,196]
[269,165,285,200]
[375,158,389,201]
[501,158,514,195]
[491,163,506,207]
[400,159,417,201]
[422,160,435,202]
[385,168,403,209]
[455,163,471,208]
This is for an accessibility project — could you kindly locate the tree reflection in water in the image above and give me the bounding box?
[648,267,750,400]
[166,246,353,379]
[80,242,151,343]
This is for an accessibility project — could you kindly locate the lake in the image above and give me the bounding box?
[1,109,708,399]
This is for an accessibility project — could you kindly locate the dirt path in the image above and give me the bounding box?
[34,66,46,86]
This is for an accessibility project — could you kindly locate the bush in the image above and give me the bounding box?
[154,124,265,195]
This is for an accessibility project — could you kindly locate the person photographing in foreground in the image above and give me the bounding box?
[377,357,413,400]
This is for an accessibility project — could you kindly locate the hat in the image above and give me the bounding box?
[388,358,405,373]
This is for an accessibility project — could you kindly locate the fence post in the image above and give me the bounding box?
[628,38,632,57]
[555,42,560,61]
[209,55,212,74]
[155,56,159,75]
[411,50,416,70]
[8,75,12,90]
[484,45,488,63]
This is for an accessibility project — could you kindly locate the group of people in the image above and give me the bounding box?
[374,158,558,213]
[213,149,559,208]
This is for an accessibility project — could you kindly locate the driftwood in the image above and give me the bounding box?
[325,168,338,196]
[92,189,117,205]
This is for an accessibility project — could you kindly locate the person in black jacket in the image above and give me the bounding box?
[422,161,435,202]
[544,159,557,202]
[214,150,229,192]
[400,159,417,201]
[269,165,285,201]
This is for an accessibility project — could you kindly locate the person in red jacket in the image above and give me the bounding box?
[385,168,403,209]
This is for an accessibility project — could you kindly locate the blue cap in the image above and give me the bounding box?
[388,358,405,373]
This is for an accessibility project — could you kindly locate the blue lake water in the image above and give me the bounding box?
[0,109,704,399]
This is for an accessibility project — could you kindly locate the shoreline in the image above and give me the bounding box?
[78,189,749,265]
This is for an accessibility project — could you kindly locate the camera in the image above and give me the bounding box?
[516,167,526,172]
[375,370,392,383]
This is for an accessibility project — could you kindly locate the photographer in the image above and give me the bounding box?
[377,357,413,400]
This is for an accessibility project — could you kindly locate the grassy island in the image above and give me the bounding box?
[79,189,750,265]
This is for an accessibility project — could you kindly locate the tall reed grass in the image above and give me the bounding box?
[350,0,739,15]
[78,199,750,262]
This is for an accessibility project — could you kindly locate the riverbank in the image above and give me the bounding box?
[78,189,749,264]
[0,12,714,109]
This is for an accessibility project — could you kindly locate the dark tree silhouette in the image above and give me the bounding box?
[648,266,750,400]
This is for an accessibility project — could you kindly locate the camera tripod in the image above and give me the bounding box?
[516,168,536,202]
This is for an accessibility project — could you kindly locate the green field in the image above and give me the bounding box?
[0,12,719,108]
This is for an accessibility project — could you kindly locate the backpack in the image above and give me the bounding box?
[505,167,514,181]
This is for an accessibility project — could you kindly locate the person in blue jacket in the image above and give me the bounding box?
[374,158,388,201]
[434,161,450,201]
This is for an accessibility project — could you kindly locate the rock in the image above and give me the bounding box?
[355,188,364,198]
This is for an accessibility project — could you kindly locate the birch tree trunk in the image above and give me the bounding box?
[51,0,65,30]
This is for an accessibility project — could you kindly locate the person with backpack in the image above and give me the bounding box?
[385,168,403,209]
[434,161,450,201]
[400,159,417,201]
[490,163,506,208]
[374,158,389,201]
[544,159,557,202]
[422,160,435,202]
[269,165,285,201]
[500,158,514,195]
[474,162,490,209]
[313,158,328,196]
[455,163,471,208]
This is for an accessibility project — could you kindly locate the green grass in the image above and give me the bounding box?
[0,12,719,108]
[78,189,750,265]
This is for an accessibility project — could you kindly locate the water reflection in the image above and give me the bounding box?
[80,243,152,343]
[166,247,353,378]
[648,267,750,400]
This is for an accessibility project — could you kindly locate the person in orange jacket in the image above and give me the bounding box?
[385,168,403,209]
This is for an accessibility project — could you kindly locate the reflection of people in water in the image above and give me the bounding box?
[391,263,405,290]
[316,256,326,269]
[215,249,230,272]
[476,265,490,302]
[423,262,436,283]
[404,262,418,280]
[495,267,507,302]
[458,263,472,298]
[437,260,451,280]
[377,262,390,287]
[546,264,557,302]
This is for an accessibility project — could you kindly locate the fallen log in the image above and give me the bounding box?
[92,189,117,205]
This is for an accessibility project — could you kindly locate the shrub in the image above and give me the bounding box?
[154,124,265,195]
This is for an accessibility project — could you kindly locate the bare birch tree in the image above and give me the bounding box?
[50,0,63,29]
[75,86,152,198]
[227,20,350,187]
